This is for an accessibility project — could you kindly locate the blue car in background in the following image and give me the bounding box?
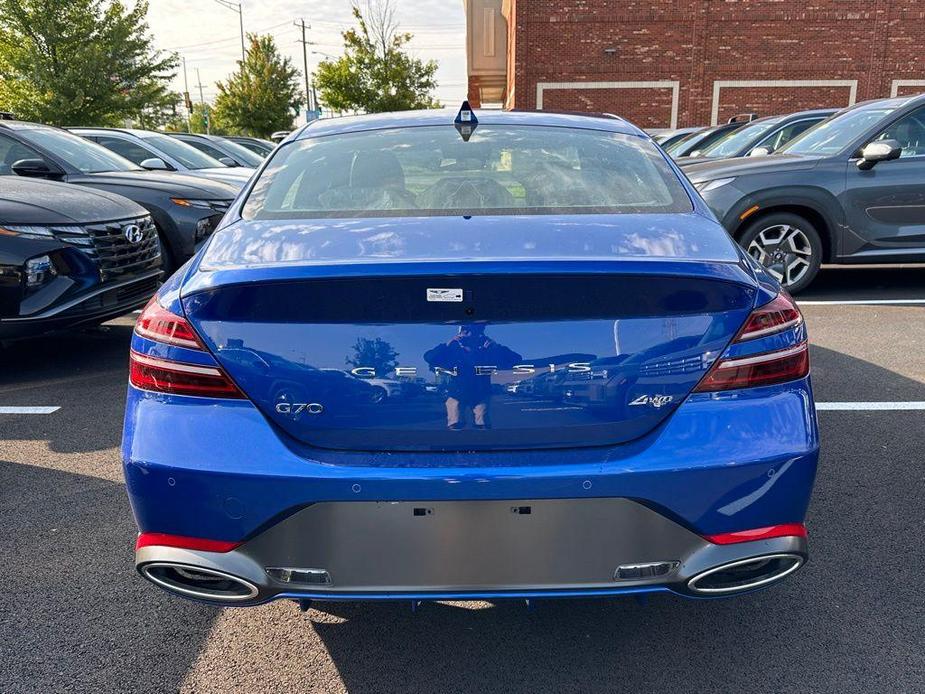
[122,106,818,606]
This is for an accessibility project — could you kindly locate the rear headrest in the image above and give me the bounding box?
[349,150,405,188]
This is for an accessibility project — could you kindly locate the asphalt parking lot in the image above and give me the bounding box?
[2,264,924,694]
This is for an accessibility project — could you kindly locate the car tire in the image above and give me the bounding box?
[738,212,823,293]
[157,230,175,277]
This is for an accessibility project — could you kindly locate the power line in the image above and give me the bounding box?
[161,20,291,51]
[308,18,464,30]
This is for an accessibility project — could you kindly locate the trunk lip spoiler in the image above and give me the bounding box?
[179,258,759,301]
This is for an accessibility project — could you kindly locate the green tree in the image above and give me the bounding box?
[132,91,183,131]
[315,0,440,114]
[212,34,302,138]
[346,338,399,376]
[0,0,177,125]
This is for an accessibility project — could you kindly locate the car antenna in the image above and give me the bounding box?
[454,100,478,142]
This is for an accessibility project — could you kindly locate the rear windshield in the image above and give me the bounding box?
[241,125,691,219]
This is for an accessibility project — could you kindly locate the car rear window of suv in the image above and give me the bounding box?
[241,125,692,219]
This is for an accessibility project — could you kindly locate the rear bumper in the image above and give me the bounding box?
[123,376,819,602]
[0,271,160,340]
[134,498,808,604]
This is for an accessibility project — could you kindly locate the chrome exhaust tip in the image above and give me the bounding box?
[687,553,804,595]
[140,562,259,602]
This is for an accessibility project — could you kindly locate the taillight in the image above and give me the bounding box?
[131,298,242,398]
[135,297,203,349]
[735,293,803,341]
[129,351,244,398]
[694,293,809,392]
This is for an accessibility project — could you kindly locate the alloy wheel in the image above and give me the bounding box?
[746,224,812,287]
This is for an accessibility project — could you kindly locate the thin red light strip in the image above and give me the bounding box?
[704,523,807,545]
[736,293,803,342]
[694,341,809,392]
[136,532,240,553]
[134,297,204,350]
[129,350,245,398]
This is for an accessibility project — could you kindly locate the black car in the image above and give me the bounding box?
[685,94,925,292]
[677,108,837,165]
[0,120,238,272]
[226,136,275,157]
[0,177,161,340]
[665,114,757,159]
[168,133,264,168]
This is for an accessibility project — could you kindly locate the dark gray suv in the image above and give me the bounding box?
[684,94,925,292]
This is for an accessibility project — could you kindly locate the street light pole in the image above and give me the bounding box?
[310,52,336,116]
[214,0,245,63]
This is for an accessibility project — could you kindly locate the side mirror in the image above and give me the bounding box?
[858,139,902,170]
[139,157,171,171]
[11,158,62,179]
[688,150,702,158]
[748,146,772,157]
[218,156,237,167]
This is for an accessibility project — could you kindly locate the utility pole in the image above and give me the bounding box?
[294,19,314,115]
[182,56,192,133]
[214,0,245,62]
[195,68,210,135]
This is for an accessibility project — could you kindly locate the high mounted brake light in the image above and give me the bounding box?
[694,293,809,392]
[131,299,243,398]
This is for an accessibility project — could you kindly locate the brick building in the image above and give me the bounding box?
[463,0,925,127]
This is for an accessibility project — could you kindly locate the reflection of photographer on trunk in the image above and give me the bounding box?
[424,325,522,430]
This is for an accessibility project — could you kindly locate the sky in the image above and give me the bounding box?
[144,0,468,118]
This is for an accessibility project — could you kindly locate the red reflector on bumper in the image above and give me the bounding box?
[135,532,240,553]
[704,523,807,545]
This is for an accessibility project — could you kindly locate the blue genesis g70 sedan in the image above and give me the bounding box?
[122,105,818,606]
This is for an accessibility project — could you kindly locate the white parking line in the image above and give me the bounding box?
[799,299,925,306]
[0,406,61,414]
[816,402,925,411]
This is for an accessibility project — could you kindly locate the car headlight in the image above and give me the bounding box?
[693,177,736,193]
[0,225,57,239]
[195,217,215,242]
[171,198,232,211]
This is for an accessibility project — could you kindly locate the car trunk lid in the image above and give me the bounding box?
[183,218,758,451]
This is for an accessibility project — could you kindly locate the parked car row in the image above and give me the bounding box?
[647,94,925,290]
[0,118,274,340]
[3,92,924,342]
[686,93,925,291]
